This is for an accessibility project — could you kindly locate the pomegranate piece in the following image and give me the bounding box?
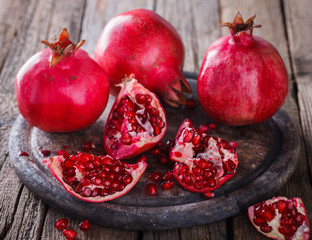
[95,9,191,107]
[15,28,109,132]
[43,152,147,202]
[79,219,91,231]
[197,12,288,126]
[63,229,77,240]
[55,218,69,230]
[104,77,167,160]
[248,197,310,240]
[170,119,238,193]
[146,183,158,196]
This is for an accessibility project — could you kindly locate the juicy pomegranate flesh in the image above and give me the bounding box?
[43,152,147,202]
[104,78,167,160]
[170,119,238,193]
[249,197,310,240]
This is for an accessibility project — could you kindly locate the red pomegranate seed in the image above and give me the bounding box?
[158,155,171,165]
[185,99,196,108]
[203,191,215,199]
[55,218,69,230]
[163,171,173,181]
[229,141,239,148]
[19,151,29,156]
[148,172,163,182]
[137,155,148,162]
[79,219,91,231]
[199,124,209,133]
[63,229,77,240]
[208,123,216,129]
[174,151,182,158]
[146,183,158,196]
[150,147,161,156]
[161,181,174,190]
[81,141,94,152]
[57,150,69,158]
[40,149,51,157]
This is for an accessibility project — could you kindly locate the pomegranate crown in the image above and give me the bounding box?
[41,28,85,67]
[221,11,261,35]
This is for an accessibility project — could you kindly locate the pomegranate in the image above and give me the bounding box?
[94,9,191,107]
[170,119,238,193]
[197,12,288,125]
[104,76,167,160]
[248,197,310,240]
[43,152,147,202]
[15,28,109,132]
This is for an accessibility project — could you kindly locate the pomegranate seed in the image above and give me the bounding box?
[63,229,77,240]
[150,148,161,156]
[153,125,161,136]
[40,149,51,157]
[163,171,172,181]
[55,218,68,230]
[173,151,182,158]
[161,181,174,190]
[121,132,132,145]
[185,99,196,108]
[122,174,133,184]
[81,141,94,152]
[208,123,216,129]
[157,141,166,150]
[57,150,69,158]
[137,155,148,162]
[158,155,171,165]
[260,225,272,233]
[199,124,209,133]
[135,93,146,104]
[148,172,163,182]
[146,183,158,196]
[19,151,29,156]
[229,141,239,148]
[203,191,215,199]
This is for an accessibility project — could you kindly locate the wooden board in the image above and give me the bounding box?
[9,74,300,230]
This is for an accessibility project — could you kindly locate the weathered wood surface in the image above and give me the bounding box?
[0,0,311,239]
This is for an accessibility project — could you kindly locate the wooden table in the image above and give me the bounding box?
[1,0,311,239]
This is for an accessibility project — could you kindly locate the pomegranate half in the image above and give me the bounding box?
[197,12,288,126]
[94,9,191,107]
[248,197,310,240]
[43,152,147,202]
[104,76,167,160]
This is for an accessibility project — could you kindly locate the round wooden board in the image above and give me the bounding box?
[9,73,300,230]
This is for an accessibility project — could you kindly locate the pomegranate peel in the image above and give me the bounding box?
[248,197,310,240]
[170,119,238,193]
[104,76,167,160]
[43,153,147,202]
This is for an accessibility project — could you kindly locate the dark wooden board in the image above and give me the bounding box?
[9,74,300,230]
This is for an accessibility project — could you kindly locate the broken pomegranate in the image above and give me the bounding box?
[170,119,238,193]
[248,197,310,240]
[104,76,167,160]
[43,152,147,202]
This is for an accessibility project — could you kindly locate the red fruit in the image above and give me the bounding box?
[161,181,174,190]
[146,183,158,196]
[79,219,91,231]
[94,9,191,107]
[43,152,147,202]
[55,218,69,230]
[63,229,77,240]
[148,172,163,182]
[197,12,288,126]
[170,119,238,193]
[104,77,167,160]
[15,28,109,132]
[248,197,310,240]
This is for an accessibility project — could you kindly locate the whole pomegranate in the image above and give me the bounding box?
[43,152,147,202]
[248,197,310,240]
[15,28,110,132]
[104,75,167,160]
[197,12,288,125]
[170,119,238,193]
[94,9,191,107]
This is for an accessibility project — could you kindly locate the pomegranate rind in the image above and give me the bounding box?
[43,155,147,203]
[170,119,238,193]
[104,78,167,160]
[248,197,310,240]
